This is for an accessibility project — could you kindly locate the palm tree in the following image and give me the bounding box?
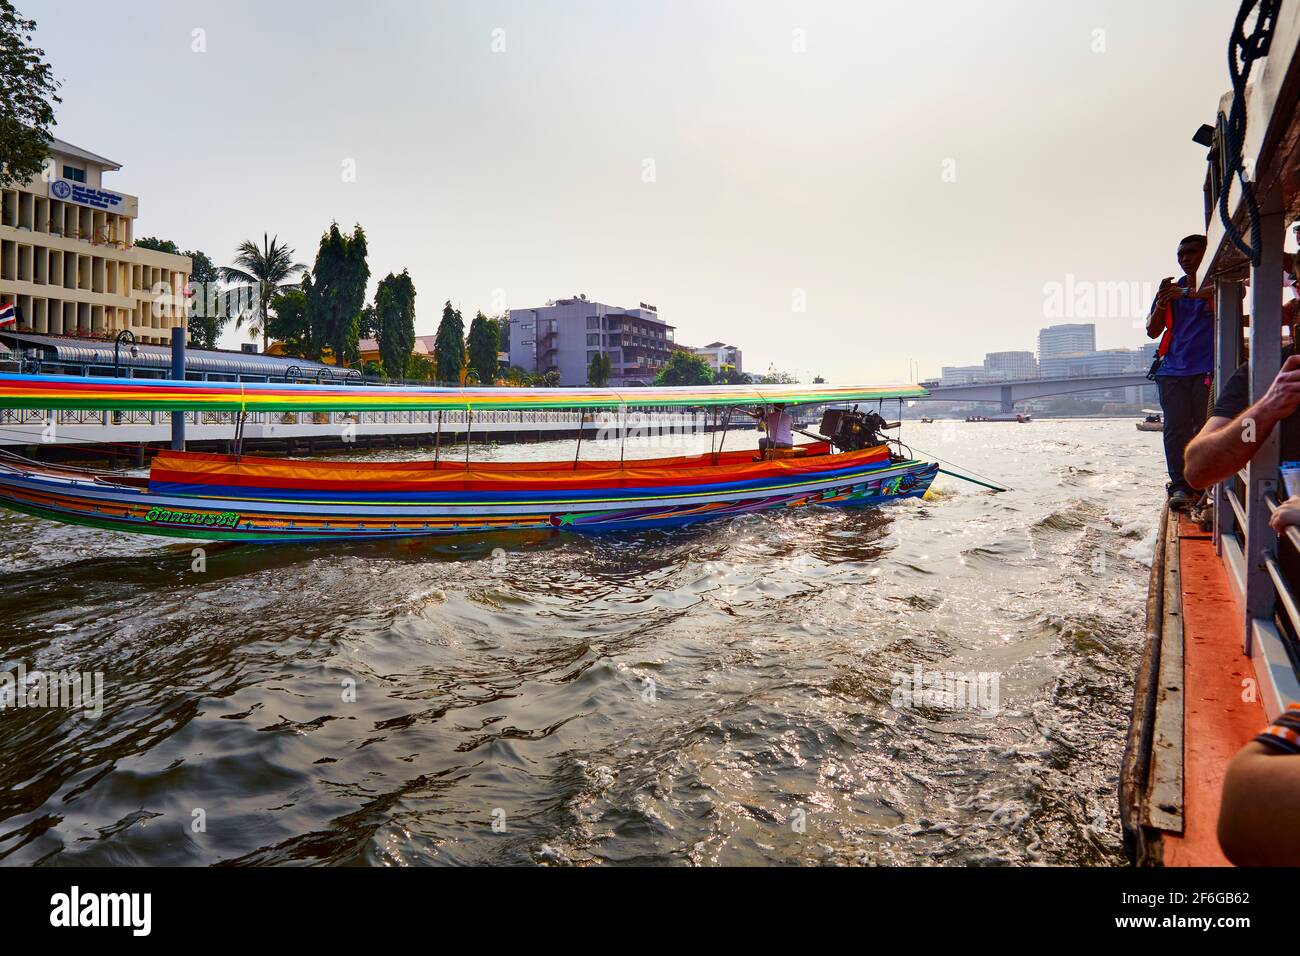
[221,234,307,351]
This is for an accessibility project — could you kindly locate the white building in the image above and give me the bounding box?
[939,364,996,386]
[0,139,191,344]
[1037,323,1096,361]
[691,342,743,374]
[509,296,675,386]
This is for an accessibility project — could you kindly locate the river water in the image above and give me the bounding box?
[0,419,1163,866]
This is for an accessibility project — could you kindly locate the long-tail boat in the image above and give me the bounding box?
[0,373,938,543]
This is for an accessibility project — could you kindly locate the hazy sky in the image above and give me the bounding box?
[26,0,1236,381]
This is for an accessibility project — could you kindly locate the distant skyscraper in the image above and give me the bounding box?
[1037,323,1096,362]
[983,350,1038,379]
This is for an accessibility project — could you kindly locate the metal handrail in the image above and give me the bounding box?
[1264,552,1300,641]
[1264,491,1300,558]
[1229,486,1248,533]
[1258,492,1300,642]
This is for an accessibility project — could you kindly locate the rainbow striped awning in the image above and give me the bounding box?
[0,374,927,413]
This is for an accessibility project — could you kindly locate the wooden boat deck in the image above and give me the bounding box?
[1123,511,1267,866]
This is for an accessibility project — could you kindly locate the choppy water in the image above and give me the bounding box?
[0,419,1162,866]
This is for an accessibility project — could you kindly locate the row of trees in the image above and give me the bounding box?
[136,230,812,389]
[139,225,501,383]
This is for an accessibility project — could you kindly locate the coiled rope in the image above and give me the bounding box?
[1219,0,1282,266]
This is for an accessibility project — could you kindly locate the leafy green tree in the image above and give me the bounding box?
[0,2,59,189]
[357,304,378,341]
[303,223,369,366]
[185,250,226,349]
[362,360,385,379]
[434,300,465,384]
[221,234,306,352]
[755,366,799,385]
[655,351,714,386]
[587,351,612,387]
[134,237,181,255]
[467,311,500,385]
[492,313,510,352]
[406,352,436,381]
[373,270,417,379]
[266,286,312,357]
[715,363,750,385]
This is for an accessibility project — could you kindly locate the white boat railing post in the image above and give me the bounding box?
[1243,210,1286,655]
[1214,278,1244,554]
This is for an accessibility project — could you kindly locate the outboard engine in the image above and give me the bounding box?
[818,405,899,452]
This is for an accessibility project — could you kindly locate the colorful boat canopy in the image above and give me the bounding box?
[0,373,928,413]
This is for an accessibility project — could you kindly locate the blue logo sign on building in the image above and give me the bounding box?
[49,179,124,211]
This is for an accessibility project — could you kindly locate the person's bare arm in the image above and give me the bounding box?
[1218,742,1300,865]
[1184,415,1265,489]
[1184,355,1300,489]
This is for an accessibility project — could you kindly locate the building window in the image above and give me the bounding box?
[62,166,87,183]
[586,316,600,329]
[586,333,600,346]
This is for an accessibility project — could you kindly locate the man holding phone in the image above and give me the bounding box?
[1146,234,1215,510]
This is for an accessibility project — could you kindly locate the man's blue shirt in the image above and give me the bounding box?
[1155,277,1214,377]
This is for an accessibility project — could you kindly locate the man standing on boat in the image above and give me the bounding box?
[1146,234,1215,510]
[759,404,794,453]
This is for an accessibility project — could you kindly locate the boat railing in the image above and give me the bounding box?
[0,406,718,431]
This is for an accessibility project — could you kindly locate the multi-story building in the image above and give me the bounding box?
[692,342,743,375]
[509,295,675,386]
[983,350,1037,379]
[1037,323,1096,362]
[939,364,996,386]
[1038,346,1143,379]
[0,139,191,345]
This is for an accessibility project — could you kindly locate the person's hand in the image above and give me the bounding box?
[1154,278,1181,308]
[1256,354,1300,422]
[1270,495,1300,533]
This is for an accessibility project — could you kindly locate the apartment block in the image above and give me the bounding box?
[0,139,191,344]
[509,295,675,386]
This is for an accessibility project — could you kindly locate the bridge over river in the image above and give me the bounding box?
[915,373,1152,413]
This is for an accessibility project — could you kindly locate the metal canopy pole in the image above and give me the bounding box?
[573,408,584,470]
[619,404,627,469]
[433,410,443,466]
[233,410,246,458]
[170,328,186,450]
[464,409,473,470]
[1244,210,1285,654]
[1214,278,1244,555]
[714,407,732,465]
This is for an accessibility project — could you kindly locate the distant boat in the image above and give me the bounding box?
[965,414,1031,423]
[1136,410,1163,432]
